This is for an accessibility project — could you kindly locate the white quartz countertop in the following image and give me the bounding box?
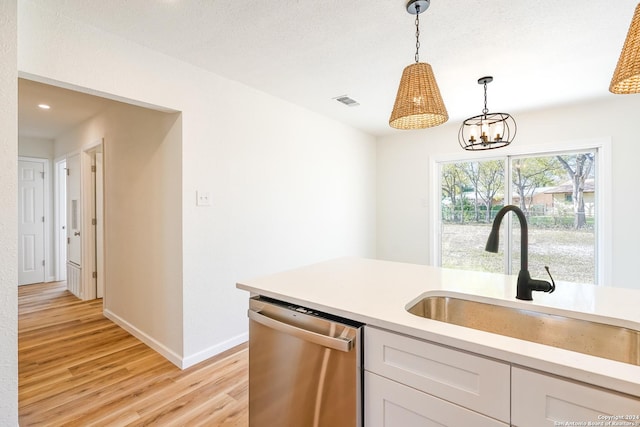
[236,257,640,398]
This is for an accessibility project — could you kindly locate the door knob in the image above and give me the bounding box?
[74,231,81,236]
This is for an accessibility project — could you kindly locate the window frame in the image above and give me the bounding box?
[429,138,612,286]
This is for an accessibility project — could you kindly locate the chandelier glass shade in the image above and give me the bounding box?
[610,3,640,94]
[459,76,516,151]
[389,0,448,130]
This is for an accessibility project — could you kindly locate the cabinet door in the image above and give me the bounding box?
[365,326,510,422]
[512,367,640,427]
[365,371,508,427]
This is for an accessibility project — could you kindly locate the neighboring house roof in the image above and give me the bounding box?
[544,178,595,194]
[512,186,556,200]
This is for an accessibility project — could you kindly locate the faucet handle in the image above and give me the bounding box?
[544,266,556,293]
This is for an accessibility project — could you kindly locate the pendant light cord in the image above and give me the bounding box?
[414,4,421,63]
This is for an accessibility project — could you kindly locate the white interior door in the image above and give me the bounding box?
[18,160,45,285]
[66,154,82,266]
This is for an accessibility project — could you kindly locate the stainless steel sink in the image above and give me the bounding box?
[406,295,640,366]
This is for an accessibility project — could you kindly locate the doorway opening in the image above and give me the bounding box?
[18,76,184,368]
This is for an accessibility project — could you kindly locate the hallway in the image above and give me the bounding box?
[18,282,248,426]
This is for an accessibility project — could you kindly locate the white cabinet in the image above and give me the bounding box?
[364,326,640,427]
[512,367,640,427]
[365,371,507,427]
[364,326,510,426]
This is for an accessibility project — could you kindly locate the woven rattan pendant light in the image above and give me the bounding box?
[389,0,448,129]
[610,3,640,94]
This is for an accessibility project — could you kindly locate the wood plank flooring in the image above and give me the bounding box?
[19,281,249,426]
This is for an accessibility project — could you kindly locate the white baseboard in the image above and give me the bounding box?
[104,309,248,369]
[181,332,248,369]
[103,308,183,368]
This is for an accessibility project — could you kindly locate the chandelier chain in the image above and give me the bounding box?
[483,81,489,115]
[414,4,420,63]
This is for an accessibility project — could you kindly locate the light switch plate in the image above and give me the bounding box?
[196,190,212,207]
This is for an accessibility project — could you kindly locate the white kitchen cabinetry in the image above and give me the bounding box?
[364,326,510,426]
[365,371,507,427]
[512,367,640,427]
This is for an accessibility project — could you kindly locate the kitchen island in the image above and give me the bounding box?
[237,257,640,425]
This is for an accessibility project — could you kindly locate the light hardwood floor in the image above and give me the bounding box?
[19,281,248,426]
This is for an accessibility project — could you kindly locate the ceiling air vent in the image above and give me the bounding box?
[333,95,360,107]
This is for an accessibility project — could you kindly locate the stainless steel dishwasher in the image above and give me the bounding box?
[248,296,364,427]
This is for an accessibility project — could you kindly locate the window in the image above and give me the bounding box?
[432,142,610,286]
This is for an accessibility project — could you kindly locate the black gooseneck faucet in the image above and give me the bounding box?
[485,205,556,301]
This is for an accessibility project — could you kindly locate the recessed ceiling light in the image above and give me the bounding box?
[38,104,51,110]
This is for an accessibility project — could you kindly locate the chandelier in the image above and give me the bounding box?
[458,76,516,151]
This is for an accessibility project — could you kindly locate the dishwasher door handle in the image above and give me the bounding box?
[248,309,353,352]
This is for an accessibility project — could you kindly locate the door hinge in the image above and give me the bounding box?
[42,260,45,266]
[42,216,45,222]
[91,165,96,173]
[92,218,97,225]
[67,237,70,244]
[66,168,70,176]
[92,271,97,279]
[40,172,45,179]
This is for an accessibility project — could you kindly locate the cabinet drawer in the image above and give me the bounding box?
[365,371,508,427]
[512,367,640,427]
[364,326,510,422]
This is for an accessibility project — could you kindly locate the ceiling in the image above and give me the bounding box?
[19,79,114,139]
[20,0,639,138]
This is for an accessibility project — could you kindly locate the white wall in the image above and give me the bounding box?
[377,135,430,265]
[18,0,377,368]
[377,95,640,290]
[182,96,376,363]
[54,102,184,363]
[19,135,53,159]
[0,0,18,423]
